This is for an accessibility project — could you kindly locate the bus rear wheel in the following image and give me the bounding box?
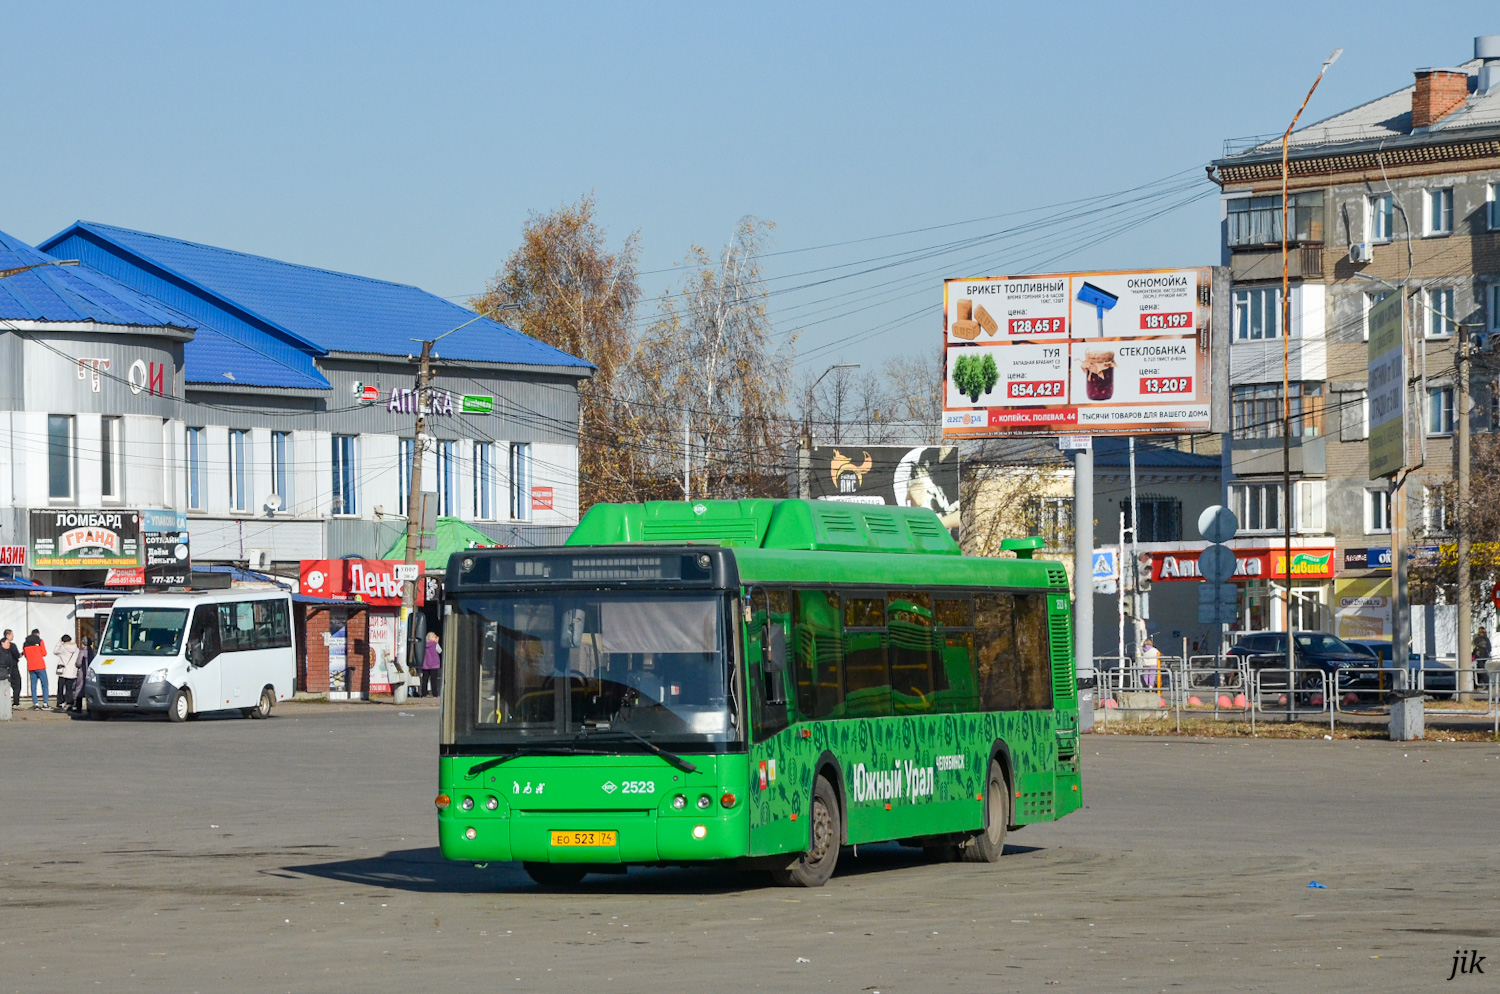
[771,776,840,887]
[249,688,274,719]
[522,862,587,888]
[957,759,1009,863]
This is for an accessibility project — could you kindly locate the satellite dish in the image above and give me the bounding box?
[263,494,283,516]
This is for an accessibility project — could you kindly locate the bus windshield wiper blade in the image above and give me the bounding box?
[577,727,698,773]
[465,746,610,779]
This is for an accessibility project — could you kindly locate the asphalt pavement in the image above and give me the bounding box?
[2,702,1496,993]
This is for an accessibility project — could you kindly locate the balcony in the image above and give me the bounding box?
[1226,206,1323,248]
[1230,435,1325,476]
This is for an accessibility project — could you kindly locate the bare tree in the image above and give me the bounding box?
[472,194,642,507]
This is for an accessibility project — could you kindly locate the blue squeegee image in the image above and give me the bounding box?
[1076,281,1118,336]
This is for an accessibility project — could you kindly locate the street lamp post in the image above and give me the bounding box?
[800,364,860,488]
[1279,48,1342,689]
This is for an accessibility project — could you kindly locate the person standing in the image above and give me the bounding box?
[53,635,80,712]
[1473,626,1492,666]
[1139,637,1162,691]
[420,630,442,699]
[0,631,14,721]
[23,629,48,709]
[72,635,95,712]
[1,630,20,709]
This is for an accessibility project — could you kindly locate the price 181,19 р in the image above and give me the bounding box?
[1007,380,1065,400]
[1139,312,1192,331]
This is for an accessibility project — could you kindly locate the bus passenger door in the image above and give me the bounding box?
[186,605,222,712]
[746,588,801,857]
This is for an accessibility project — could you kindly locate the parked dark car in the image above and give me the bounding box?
[1228,631,1379,691]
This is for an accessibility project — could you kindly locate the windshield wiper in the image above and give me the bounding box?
[576,726,698,774]
[465,745,616,779]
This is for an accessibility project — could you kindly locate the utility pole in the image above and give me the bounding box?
[1456,322,1473,698]
[1073,441,1094,730]
[1278,48,1341,685]
[397,339,434,705]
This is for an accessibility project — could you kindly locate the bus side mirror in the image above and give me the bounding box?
[762,624,786,673]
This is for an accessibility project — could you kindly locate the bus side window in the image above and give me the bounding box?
[189,605,220,664]
[747,587,790,741]
[934,595,977,712]
[793,590,843,719]
[841,595,890,718]
[888,591,934,714]
[974,592,1054,712]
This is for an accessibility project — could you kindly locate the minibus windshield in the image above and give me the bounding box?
[100,608,189,657]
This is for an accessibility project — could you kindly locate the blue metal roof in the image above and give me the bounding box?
[41,222,593,371]
[184,324,331,390]
[0,228,196,330]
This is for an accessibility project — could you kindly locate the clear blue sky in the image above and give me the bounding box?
[3,2,1496,370]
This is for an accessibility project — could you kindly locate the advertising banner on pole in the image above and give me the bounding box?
[941,267,1214,438]
[142,509,190,588]
[1367,292,1406,478]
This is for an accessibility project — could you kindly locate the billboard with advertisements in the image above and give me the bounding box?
[30,510,141,569]
[941,267,1216,437]
[1148,546,1336,582]
[805,445,960,539]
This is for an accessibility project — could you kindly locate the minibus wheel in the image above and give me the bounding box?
[167,688,192,723]
[249,688,274,719]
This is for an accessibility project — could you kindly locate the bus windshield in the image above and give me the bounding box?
[449,592,736,745]
[100,608,189,657]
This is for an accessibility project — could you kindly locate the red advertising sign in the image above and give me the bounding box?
[531,486,554,511]
[105,567,145,587]
[299,560,423,607]
[1151,547,1337,582]
[0,546,25,566]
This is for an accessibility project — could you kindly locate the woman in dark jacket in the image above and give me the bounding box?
[71,635,95,712]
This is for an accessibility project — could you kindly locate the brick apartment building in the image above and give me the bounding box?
[1208,35,1500,651]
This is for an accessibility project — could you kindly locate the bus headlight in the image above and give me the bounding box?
[485,796,499,811]
[147,668,170,685]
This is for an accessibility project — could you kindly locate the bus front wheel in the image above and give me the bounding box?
[957,759,1009,863]
[167,689,192,723]
[771,775,840,887]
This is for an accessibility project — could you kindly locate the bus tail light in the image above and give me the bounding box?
[720,792,737,808]
[434,794,451,810]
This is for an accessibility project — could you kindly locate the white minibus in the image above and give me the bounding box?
[83,590,296,721]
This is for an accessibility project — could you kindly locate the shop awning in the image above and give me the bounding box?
[380,517,503,571]
[0,575,106,595]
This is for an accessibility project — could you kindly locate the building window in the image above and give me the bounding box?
[474,442,495,520]
[1365,488,1391,534]
[1339,390,1369,441]
[1367,194,1394,243]
[397,438,414,516]
[1232,287,1281,340]
[1490,284,1500,336]
[271,431,292,512]
[1231,382,1324,439]
[1295,480,1326,533]
[101,416,121,501]
[437,440,457,516]
[1424,484,1454,535]
[1363,291,1391,341]
[1025,497,1074,550]
[228,429,249,512]
[47,415,74,501]
[186,427,205,511]
[1427,386,1455,436]
[1229,483,1283,533]
[331,435,358,515]
[510,442,533,522]
[1425,287,1455,338]
[1425,187,1453,236]
[1121,496,1181,543]
[1489,183,1500,232]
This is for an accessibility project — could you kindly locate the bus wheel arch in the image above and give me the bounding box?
[988,740,1015,827]
[812,750,846,845]
[167,687,192,723]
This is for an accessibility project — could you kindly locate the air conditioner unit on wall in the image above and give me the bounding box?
[1349,242,1373,264]
[247,549,269,570]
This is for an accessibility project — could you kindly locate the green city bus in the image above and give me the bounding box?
[435,498,1081,887]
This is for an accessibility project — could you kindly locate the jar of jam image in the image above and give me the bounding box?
[1080,350,1117,401]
